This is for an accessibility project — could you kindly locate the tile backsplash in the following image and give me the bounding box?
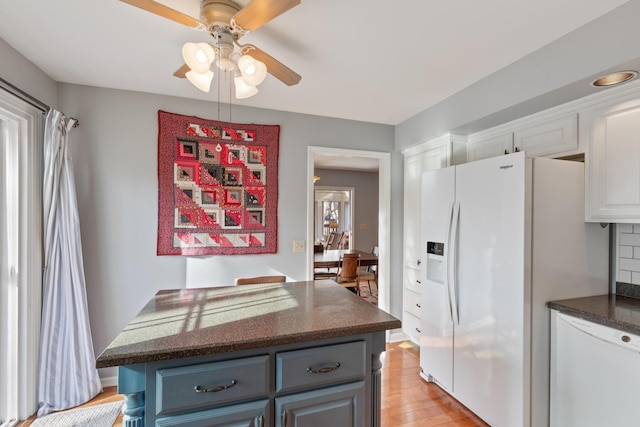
[618,224,640,285]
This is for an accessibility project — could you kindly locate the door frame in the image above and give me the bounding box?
[307,146,391,312]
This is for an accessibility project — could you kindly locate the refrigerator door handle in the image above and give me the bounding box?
[449,202,460,325]
[445,202,454,322]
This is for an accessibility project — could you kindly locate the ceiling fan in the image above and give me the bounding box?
[120,0,302,97]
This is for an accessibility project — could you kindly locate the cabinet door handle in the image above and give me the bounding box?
[194,379,237,393]
[415,327,421,333]
[307,362,341,374]
[417,259,421,266]
[416,303,421,308]
[504,149,509,155]
[514,146,519,152]
[416,280,421,284]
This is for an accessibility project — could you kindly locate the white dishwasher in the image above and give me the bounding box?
[550,310,640,427]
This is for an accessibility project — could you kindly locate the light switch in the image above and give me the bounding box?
[360,223,367,230]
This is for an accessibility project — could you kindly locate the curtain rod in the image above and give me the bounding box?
[0,77,50,113]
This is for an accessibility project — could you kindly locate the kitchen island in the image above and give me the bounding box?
[96,280,400,427]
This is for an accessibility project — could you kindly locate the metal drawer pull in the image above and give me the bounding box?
[307,362,341,374]
[194,379,237,393]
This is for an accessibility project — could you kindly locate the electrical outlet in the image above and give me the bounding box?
[293,240,305,253]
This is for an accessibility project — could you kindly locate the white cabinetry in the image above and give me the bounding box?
[402,134,465,344]
[468,113,578,162]
[584,88,640,222]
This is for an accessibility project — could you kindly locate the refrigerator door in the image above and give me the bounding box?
[452,152,527,426]
[419,166,455,391]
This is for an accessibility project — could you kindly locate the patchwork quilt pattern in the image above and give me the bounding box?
[157,110,279,255]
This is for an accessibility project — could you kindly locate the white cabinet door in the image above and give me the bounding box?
[468,114,578,162]
[403,141,450,268]
[467,132,513,162]
[585,93,640,221]
[514,114,578,157]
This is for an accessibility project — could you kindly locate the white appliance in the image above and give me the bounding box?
[550,311,640,427]
[419,152,609,427]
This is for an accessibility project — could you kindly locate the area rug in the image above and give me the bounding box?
[157,110,279,255]
[30,401,122,427]
[359,281,378,305]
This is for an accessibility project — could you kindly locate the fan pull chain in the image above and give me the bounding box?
[216,66,221,122]
[229,71,232,122]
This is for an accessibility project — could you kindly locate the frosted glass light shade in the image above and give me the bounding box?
[182,42,215,73]
[217,57,236,71]
[234,75,258,99]
[186,70,214,92]
[238,55,267,87]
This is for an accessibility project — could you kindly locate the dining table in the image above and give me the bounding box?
[313,249,378,269]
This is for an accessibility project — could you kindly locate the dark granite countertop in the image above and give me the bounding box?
[548,294,640,335]
[96,280,401,368]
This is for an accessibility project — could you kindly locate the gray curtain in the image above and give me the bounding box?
[37,109,101,416]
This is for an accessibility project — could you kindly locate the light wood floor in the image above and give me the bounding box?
[21,341,487,427]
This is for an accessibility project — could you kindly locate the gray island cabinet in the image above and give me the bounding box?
[96,280,401,427]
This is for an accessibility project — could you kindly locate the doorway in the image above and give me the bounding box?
[306,146,391,312]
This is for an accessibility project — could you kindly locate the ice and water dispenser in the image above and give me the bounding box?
[426,241,445,284]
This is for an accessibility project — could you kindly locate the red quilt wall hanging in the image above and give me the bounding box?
[157,110,279,255]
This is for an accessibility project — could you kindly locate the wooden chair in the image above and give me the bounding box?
[334,253,361,295]
[234,275,287,285]
[359,246,378,296]
[326,232,344,250]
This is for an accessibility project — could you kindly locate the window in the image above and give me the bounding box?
[314,187,353,249]
[0,89,43,425]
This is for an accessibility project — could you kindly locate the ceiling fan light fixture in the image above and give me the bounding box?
[182,42,215,73]
[186,69,214,92]
[234,75,258,99]
[238,55,267,87]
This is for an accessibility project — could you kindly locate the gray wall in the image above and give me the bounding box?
[314,168,379,252]
[395,0,640,151]
[55,83,400,379]
[0,37,57,108]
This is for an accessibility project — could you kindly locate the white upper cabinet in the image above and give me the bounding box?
[468,113,579,162]
[468,132,513,161]
[584,87,640,222]
[514,114,578,157]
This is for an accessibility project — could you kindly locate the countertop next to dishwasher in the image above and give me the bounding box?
[548,293,640,336]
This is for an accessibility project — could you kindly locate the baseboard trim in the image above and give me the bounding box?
[100,375,117,388]
[388,330,410,343]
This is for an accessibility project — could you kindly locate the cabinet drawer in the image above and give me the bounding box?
[156,355,269,416]
[404,289,421,318]
[276,341,366,394]
[404,267,422,293]
[403,312,421,343]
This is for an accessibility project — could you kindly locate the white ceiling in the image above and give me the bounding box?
[0,0,629,127]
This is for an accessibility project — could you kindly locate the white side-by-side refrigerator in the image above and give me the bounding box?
[419,152,609,427]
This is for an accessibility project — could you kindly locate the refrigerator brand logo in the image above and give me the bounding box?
[499,164,514,170]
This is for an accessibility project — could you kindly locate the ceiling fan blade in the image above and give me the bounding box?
[173,64,190,78]
[233,0,300,32]
[120,0,203,28]
[243,45,301,86]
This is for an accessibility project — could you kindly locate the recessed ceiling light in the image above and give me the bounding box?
[591,71,638,87]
